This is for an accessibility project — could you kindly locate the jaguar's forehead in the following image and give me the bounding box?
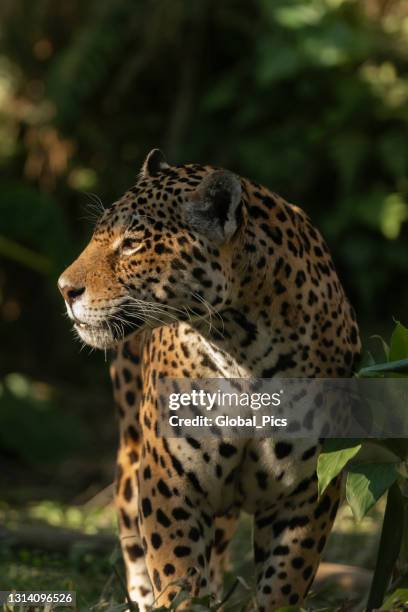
[94,163,210,235]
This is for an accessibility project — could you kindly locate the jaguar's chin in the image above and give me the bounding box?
[74,321,117,349]
[74,316,145,350]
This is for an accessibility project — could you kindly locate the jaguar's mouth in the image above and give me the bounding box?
[74,320,109,331]
[73,315,145,349]
[75,321,99,330]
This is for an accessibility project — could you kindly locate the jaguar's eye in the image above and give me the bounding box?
[122,238,134,249]
[121,238,142,255]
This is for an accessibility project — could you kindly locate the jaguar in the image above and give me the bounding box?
[58,149,360,610]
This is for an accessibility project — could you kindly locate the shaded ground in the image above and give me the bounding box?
[0,495,382,611]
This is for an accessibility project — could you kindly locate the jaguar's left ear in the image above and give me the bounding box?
[142,148,170,177]
[184,170,242,244]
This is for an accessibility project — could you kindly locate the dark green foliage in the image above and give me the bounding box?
[1,0,406,342]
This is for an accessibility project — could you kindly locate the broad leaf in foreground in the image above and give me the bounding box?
[317,439,361,496]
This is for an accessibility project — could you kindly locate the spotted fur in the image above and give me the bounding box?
[58,149,360,610]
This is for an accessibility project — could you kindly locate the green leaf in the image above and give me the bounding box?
[346,463,399,521]
[317,439,361,495]
[389,322,408,362]
[382,589,408,609]
[358,358,408,377]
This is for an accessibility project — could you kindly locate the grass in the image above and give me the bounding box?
[0,549,116,608]
[0,497,383,611]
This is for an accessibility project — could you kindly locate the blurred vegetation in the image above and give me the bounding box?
[0,0,407,607]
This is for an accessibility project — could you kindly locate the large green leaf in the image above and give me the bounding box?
[389,322,408,362]
[317,439,361,495]
[346,463,399,521]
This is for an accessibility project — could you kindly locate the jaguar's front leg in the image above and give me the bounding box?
[116,441,153,610]
[137,444,215,608]
[111,338,153,611]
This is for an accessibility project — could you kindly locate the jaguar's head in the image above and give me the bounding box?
[58,149,245,349]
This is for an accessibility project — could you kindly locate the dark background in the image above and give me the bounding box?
[0,0,407,515]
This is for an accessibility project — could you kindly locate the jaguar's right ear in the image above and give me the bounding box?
[183,169,243,244]
[141,149,170,178]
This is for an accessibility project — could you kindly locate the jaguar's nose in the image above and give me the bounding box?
[58,280,85,306]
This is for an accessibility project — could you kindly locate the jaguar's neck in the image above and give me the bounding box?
[191,305,298,378]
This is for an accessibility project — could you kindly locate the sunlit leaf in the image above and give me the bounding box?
[317,439,361,495]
